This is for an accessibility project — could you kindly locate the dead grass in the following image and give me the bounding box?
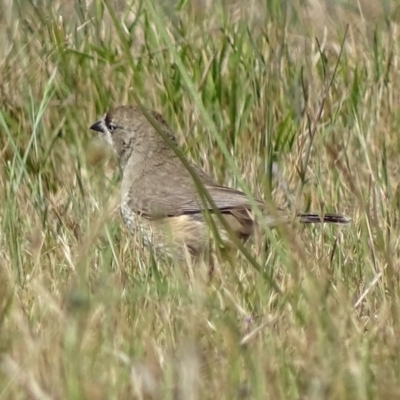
[1,0,400,399]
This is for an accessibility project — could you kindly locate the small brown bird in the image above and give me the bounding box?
[90,105,349,259]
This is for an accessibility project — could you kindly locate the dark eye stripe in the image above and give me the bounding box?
[105,112,112,129]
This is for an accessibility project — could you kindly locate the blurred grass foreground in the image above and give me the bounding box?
[1,0,400,398]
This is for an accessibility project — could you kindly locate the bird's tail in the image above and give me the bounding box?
[297,213,351,224]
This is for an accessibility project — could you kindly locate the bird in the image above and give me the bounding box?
[90,105,350,260]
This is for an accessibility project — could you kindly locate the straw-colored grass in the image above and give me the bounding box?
[1,0,400,398]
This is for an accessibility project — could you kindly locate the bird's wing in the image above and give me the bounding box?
[177,184,263,214]
[126,183,259,241]
[130,181,262,219]
[125,156,264,221]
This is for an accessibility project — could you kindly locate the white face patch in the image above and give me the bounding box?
[97,116,115,150]
[101,128,114,148]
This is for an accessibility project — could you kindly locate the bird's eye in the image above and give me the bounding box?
[104,114,117,133]
[107,122,117,132]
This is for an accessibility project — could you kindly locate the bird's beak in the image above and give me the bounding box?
[90,121,104,133]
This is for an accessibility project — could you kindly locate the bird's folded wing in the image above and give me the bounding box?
[178,185,264,214]
[132,185,263,218]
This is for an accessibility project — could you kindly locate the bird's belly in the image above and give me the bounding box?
[120,197,253,260]
[120,199,211,259]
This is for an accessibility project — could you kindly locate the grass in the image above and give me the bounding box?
[1,0,400,398]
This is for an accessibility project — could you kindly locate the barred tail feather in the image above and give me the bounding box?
[297,213,351,224]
